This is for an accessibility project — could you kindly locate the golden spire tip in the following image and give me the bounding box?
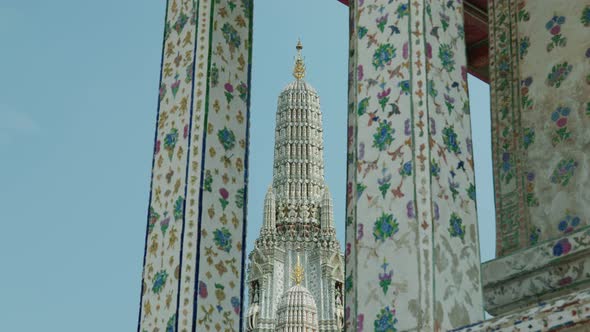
[293,39,305,80]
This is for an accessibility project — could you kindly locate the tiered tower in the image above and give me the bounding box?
[245,41,344,332]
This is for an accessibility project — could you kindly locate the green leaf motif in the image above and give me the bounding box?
[373,121,395,151]
[373,213,399,242]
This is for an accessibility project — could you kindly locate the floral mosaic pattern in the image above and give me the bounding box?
[490,0,590,255]
[482,227,590,317]
[549,158,577,186]
[524,171,539,207]
[490,0,529,255]
[550,106,572,145]
[183,0,251,330]
[138,1,198,330]
[378,258,394,294]
[345,4,359,331]
[545,15,567,52]
[139,1,252,331]
[557,213,581,234]
[448,213,466,241]
[346,0,482,330]
[372,44,396,70]
[453,288,590,332]
[152,270,169,294]
[372,213,399,242]
[374,306,398,332]
[546,61,573,87]
[552,237,572,256]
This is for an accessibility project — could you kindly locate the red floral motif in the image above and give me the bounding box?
[553,238,572,256]
[558,276,573,286]
[199,281,208,298]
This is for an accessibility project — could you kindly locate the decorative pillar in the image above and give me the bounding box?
[138,0,252,331]
[489,0,590,257]
[345,0,484,330]
[482,0,590,316]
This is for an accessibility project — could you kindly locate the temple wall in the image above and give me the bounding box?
[345,0,483,330]
[138,0,252,331]
[483,0,590,319]
[518,1,590,247]
[490,0,590,256]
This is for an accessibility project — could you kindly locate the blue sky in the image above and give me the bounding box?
[0,1,494,330]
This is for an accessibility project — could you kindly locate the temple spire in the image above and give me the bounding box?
[292,39,305,80]
[273,39,325,203]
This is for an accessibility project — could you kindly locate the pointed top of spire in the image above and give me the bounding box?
[291,254,305,285]
[296,39,303,51]
[293,39,306,80]
[265,185,274,199]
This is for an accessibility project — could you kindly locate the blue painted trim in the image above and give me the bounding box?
[238,2,254,331]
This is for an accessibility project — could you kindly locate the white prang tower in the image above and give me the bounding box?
[245,41,344,332]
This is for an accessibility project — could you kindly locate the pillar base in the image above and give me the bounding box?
[452,288,590,331]
[483,227,590,315]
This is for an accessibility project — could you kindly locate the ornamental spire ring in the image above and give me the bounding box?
[291,254,305,285]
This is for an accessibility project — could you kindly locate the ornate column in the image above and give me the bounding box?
[137,0,252,331]
[489,0,590,256]
[345,0,483,330]
[483,0,590,316]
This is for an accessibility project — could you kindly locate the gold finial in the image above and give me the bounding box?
[291,254,305,285]
[293,39,306,80]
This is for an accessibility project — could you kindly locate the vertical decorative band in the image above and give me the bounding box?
[179,0,213,330]
[488,0,529,256]
[137,1,170,331]
[344,0,358,330]
[138,0,199,331]
[190,0,252,331]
